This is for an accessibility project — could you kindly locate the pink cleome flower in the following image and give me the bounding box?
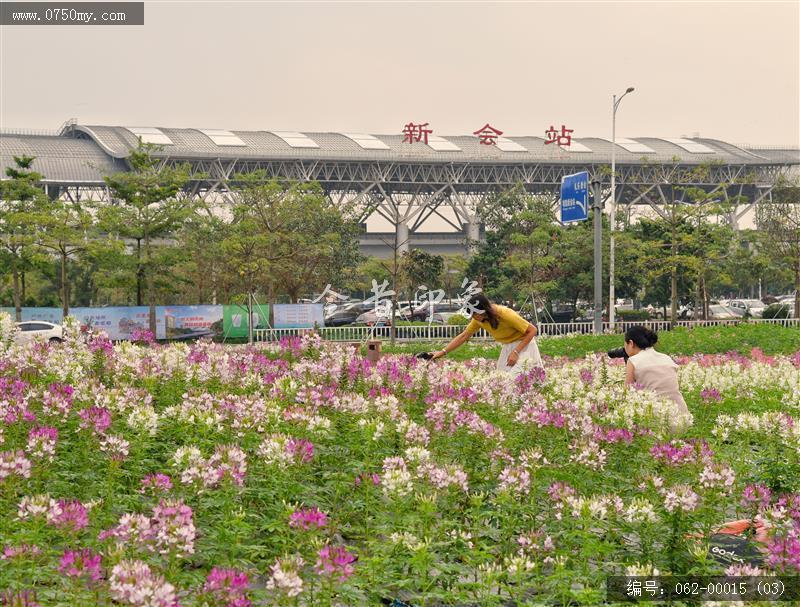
[289,506,327,530]
[203,567,252,607]
[315,544,356,582]
[59,548,102,583]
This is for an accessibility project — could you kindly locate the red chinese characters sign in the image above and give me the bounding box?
[545,124,573,147]
[402,122,433,145]
[473,123,503,145]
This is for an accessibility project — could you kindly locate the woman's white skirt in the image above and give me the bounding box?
[497,338,543,376]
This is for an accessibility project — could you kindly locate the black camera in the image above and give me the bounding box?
[607,347,629,363]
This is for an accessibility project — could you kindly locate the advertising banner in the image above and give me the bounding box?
[71,306,166,340]
[163,305,222,340]
[222,304,270,338]
[272,303,325,329]
[0,307,63,323]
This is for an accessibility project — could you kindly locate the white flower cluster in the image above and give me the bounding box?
[712,411,800,452]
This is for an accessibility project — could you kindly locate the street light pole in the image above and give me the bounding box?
[609,86,634,331]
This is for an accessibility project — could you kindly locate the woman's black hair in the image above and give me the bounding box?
[624,325,658,349]
[467,293,500,330]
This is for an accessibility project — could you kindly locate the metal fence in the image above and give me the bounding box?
[253,318,800,343]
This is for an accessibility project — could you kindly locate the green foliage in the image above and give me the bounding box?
[0,155,50,318]
[102,142,195,329]
[446,313,469,326]
[762,303,791,319]
[618,309,650,321]
[224,173,362,302]
[400,249,444,295]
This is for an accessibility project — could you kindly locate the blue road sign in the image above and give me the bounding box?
[560,171,590,223]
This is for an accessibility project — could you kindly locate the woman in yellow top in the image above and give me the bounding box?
[432,293,542,374]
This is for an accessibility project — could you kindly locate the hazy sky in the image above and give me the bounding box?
[1,0,798,146]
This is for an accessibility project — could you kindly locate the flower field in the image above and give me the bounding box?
[2,316,800,606]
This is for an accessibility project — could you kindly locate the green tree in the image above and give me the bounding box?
[35,198,98,317]
[101,142,194,334]
[401,249,444,294]
[227,173,362,303]
[756,179,800,317]
[0,155,48,320]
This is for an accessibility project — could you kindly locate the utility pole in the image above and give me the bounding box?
[593,179,604,335]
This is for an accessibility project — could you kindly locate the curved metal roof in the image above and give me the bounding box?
[2,124,798,188]
[0,134,126,183]
[69,124,791,165]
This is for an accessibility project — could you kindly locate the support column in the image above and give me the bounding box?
[466,221,481,243]
[396,222,410,254]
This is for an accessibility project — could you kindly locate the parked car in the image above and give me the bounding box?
[614,299,634,312]
[409,301,465,321]
[354,309,392,326]
[727,299,765,318]
[14,321,63,345]
[394,300,422,320]
[708,304,737,320]
[324,302,371,327]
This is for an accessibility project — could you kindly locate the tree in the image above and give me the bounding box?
[401,249,444,295]
[627,162,739,323]
[475,185,569,308]
[756,179,800,317]
[101,142,194,334]
[175,214,228,304]
[0,155,48,321]
[36,198,97,317]
[227,173,362,303]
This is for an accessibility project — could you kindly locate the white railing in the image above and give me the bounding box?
[253,317,800,343]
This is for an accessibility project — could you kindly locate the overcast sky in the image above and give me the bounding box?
[1,0,798,147]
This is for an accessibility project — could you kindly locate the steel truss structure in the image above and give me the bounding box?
[3,123,797,253]
[45,158,790,246]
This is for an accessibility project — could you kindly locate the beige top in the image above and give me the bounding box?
[629,348,691,432]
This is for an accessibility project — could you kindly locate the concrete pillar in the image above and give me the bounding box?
[466,220,482,255]
[396,222,410,254]
[728,208,739,231]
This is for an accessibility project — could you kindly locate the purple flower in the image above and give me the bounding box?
[285,438,314,464]
[547,482,576,503]
[203,567,251,607]
[130,328,155,345]
[59,548,102,582]
[88,334,114,355]
[515,367,547,393]
[140,473,173,495]
[650,439,713,466]
[315,544,356,582]
[700,387,722,402]
[766,525,800,573]
[41,383,74,419]
[289,506,327,530]
[741,483,772,511]
[48,499,89,532]
[78,406,112,435]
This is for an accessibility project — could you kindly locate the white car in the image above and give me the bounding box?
[727,299,765,318]
[14,321,64,345]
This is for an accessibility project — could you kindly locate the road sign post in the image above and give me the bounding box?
[592,179,603,335]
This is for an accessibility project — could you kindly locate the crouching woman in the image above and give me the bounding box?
[623,325,692,433]
[432,293,542,375]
